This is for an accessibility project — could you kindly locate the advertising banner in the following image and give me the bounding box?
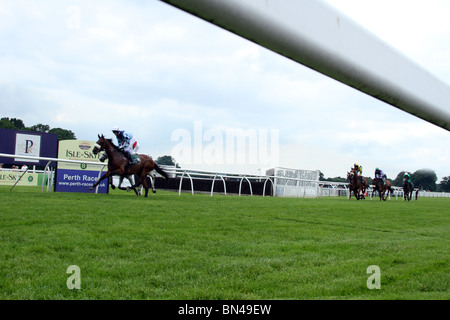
[55,140,108,194]
[0,169,41,187]
[55,168,108,193]
[0,128,58,167]
[14,133,41,163]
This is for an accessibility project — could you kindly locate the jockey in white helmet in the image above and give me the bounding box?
[112,126,140,164]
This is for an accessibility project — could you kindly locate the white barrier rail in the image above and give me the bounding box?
[156,166,274,197]
[160,0,450,131]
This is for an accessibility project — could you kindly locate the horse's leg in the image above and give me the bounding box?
[109,176,116,190]
[135,174,143,196]
[143,177,149,197]
[132,172,145,195]
[150,172,156,194]
[90,170,113,190]
[118,176,128,191]
[130,176,140,196]
[134,173,149,197]
[358,184,365,199]
[382,188,389,201]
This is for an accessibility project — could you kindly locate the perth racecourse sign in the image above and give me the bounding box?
[55,140,108,194]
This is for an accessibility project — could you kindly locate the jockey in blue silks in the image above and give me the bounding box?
[112,126,140,164]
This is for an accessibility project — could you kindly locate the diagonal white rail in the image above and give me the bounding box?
[160,0,450,131]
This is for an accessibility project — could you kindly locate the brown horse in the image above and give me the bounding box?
[347,169,369,200]
[402,176,418,201]
[372,178,394,201]
[90,134,169,197]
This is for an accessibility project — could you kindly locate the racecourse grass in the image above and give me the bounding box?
[0,186,448,300]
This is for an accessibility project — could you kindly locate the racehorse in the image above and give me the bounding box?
[402,176,418,201]
[347,169,369,200]
[90,134,169,197]
[101,153,157,196]
[372,178,394,201]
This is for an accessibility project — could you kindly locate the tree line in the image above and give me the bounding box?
[0,117,76,141]
[320,169,450,192]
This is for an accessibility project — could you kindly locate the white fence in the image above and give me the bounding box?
[272,167,321,198]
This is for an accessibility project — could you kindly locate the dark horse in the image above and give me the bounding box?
[402,177,418,201]
[90,134,169,197]
[347,169,369,200]
[372,178,394,201]
[101,153,157,196]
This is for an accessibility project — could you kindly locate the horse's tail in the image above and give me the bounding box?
[154,163,169,180]
[415,189,419,200]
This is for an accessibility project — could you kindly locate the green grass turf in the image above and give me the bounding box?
[0,186,448,299]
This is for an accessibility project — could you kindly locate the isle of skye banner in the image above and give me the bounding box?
[55,140,108,194]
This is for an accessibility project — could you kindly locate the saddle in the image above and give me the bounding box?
[120,148,140,165]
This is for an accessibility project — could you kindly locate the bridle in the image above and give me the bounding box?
[93,137,116,154]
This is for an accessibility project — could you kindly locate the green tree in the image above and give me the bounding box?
[28,123,50,133]
[155,155,179,167]
[412,169,437,191]
[0,117,15,129]
[0,117,77,140]
[439,176,450,192]
[319,171,325,181]
[0,117,25,130]
[325,176,347,183]
[392,171,409,187]
[48,128,76,140]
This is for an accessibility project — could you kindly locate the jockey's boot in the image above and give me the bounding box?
[124,152,135,165]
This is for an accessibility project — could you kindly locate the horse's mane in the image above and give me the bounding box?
[106,138,122,152]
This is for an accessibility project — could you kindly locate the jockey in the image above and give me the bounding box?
[404,172,412,184]
[112,126,140,165]
[374,168,386,185]
[353,163,362,176]
[404,172,414,190]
